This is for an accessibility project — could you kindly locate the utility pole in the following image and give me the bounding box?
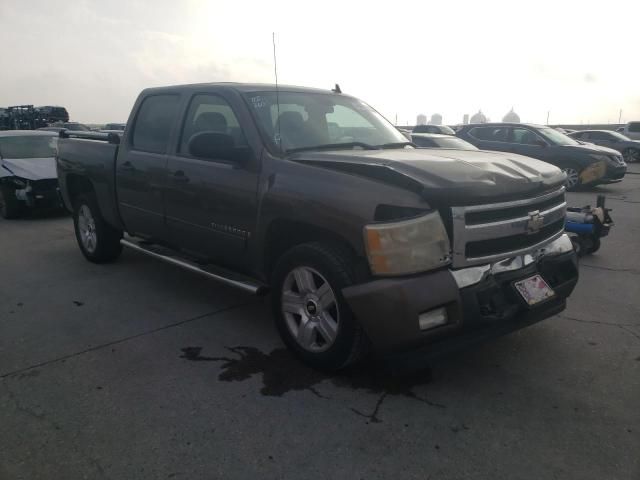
[546,111,550,125]
[619,109,622,124]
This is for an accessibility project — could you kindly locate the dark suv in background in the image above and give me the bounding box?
[568,130,640,164]
[456,123,627,190]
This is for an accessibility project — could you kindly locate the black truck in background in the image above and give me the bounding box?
[56,83,578,370]
[0,105,69,131]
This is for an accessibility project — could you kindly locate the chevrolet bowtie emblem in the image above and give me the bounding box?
[526,210,545,234]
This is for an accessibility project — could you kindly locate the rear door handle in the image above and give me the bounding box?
[172,170,190,183]
[121,161,134,171]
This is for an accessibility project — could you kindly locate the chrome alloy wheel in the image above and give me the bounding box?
[623,148,639,163]
[562,167,580,189]
[281,266,339,353]
[77,204,97,253]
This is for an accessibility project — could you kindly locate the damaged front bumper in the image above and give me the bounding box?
[13,179,61,208]
[343,234,578,360]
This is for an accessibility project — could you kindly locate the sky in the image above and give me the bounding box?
[1,0,639,126]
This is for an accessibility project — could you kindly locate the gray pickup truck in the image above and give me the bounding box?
[56,83,578,370]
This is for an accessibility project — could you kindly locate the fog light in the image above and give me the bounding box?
[418,307,448,331]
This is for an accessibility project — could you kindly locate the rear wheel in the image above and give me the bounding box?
[73,193,123,263]
[561,166,581,191]
[271,242,369,371]
[0,185,23,219]
[623,148,639,163]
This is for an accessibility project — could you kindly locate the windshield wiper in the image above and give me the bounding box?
[377,142,417,149]
[285,142,380,154]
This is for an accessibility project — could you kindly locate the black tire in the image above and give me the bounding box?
[588,238,601,254]
[73,193,123,263]
[0,185,23,219]
[561,165,582,191]
[271,242,369,371]
[623,148,639,164]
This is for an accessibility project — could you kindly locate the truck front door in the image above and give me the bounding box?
[116,93,181,241]
[164,91,260,269]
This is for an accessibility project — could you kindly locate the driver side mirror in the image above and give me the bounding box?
[535,140,547,148]
[187,132,252,163]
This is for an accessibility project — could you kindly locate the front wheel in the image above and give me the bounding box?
[562,166,581,191]
[271,242,369,371]
[623,148,639,163]
[73,193,123,263]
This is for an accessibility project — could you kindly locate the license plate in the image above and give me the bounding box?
[514,275,555,306]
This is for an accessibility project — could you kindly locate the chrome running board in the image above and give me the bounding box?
[120,239,267,295]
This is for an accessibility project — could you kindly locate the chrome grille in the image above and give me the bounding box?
[451,188,566,268]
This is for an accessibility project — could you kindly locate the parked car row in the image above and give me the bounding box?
[455,123,627,190]
[568,130,640,164]
[410,122,629,191]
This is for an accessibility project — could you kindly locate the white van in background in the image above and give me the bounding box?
[620,121,640,140]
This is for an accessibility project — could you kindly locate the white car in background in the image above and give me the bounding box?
[619,121,640,140]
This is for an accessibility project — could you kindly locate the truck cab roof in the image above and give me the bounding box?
[140,82,347,97]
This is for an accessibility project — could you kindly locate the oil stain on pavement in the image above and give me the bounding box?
[180,346,444,423]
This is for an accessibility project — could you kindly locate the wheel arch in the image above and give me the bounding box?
[262,218,370,282]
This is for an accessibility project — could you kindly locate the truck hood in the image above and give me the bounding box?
[0,157,57,181]
[290,148,566,205]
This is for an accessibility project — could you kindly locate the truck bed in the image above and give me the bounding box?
[56,132,122,228]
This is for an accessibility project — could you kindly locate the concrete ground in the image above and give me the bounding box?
[1,166,639,480]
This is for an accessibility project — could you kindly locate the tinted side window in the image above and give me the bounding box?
[179,94,247,155]
[589,132,611,141]
[468,126,508,142]
[628,122,640,133]
[512,128,544,145]
[132,95,180,153]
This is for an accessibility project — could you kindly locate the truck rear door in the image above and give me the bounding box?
[116,93,181,240]
[163,90,260,269]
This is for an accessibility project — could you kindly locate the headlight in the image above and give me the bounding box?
[364,211,451,276]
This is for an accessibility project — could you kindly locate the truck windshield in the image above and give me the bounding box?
[0,135,57,159]
[243,91,409,153]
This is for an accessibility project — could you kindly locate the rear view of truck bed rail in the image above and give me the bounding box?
[59,130,121,144]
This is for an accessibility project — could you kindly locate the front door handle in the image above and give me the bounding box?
[172,170,190,183]
[121,161,134,171]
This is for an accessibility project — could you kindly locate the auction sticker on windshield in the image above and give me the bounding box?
[514,275,555,306]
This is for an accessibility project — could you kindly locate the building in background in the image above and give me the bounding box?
[470,110,487,124]
[416,114,427,125]
[430,113,442,125]
[503,108,520,123]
